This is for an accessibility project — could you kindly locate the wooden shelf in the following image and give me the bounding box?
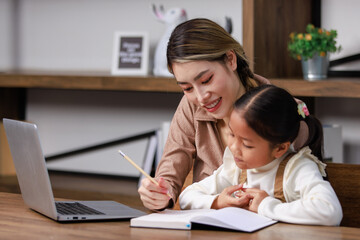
[1,72,360,98]
[270,78,360,98]
[0,72,181,93]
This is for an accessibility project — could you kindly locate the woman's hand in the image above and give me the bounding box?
[138,177,171,211]
[238,188,269,213]
[211,184,251,209]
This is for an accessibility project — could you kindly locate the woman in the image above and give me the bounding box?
[138,18,307,210]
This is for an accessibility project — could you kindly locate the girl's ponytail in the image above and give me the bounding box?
[303,116,324,161]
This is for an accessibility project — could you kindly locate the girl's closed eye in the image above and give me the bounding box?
[243,143,254,149]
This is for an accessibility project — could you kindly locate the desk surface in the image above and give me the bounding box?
[1,192,359,240]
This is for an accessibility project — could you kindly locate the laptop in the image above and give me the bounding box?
[3,118,146,222]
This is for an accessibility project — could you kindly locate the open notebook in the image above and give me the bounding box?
[3,118,145,222]
[131,207,277,232]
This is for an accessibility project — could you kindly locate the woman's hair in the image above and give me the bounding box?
[167,18,257,91]
[234,85,324,161]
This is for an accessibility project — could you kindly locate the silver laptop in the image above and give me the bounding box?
[3,118,145,222]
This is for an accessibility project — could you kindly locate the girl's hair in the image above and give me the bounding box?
[234,85,324,161]
[167,18,257,91]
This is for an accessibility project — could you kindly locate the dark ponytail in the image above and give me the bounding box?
[303,116,324,161]
[234,85,324,161]
[235,53,256,92]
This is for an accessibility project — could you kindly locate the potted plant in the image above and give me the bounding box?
[288,24,341,80]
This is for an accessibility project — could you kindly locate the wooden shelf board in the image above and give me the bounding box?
[271,78,360,98]
[1,72,360,98]
[0,72,181,93]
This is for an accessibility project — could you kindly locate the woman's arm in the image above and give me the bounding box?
[139,96,196,210]
[138,177,172,210]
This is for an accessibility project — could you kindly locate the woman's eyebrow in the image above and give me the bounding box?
[176,69,209,85]
[194,70,209,81]
[176,81,187,85]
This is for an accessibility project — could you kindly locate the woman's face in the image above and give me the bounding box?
[172,52,244,120]
[228,110,279,169]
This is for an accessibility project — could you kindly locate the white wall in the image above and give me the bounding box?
[0,0,242,72]
[0,0,16,70]
[318,0,360,164]
[0,0,243,175]
[322,0,360,62]
[26,89,182,154]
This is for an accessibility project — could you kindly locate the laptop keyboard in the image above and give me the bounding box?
[56,202,105,215]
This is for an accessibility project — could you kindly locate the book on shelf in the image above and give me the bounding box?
[137,121,170,187]
[130,207,277,232]
[155,121,170,167]
[138,134,158,188]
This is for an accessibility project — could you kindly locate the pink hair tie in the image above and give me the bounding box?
[298,102,309,119]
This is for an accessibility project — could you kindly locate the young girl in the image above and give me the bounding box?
[179,85,343,226]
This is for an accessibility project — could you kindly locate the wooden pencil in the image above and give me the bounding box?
[118,150,172,198]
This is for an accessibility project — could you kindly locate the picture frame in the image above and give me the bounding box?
[111,32,149,76]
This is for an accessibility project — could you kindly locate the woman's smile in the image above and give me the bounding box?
[203,98,222,112]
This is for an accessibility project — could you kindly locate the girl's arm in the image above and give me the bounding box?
[179,148,247,209]
[179,164,225,209]
[257,159,343,226]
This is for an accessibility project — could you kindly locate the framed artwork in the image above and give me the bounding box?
[111,32,149,76]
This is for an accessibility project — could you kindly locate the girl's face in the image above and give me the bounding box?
[172,52,244,120]
[228,110,285,169]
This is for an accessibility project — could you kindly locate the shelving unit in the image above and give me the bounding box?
[0,0,324,120]
[1,0,359,175]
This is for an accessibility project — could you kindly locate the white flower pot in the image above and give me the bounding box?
[301,53,330,81]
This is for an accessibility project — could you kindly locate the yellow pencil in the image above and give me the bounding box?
[118,150,172,198]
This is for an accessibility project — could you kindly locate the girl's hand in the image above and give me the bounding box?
[239,188,269,213]
[138,177,171,211]
[211,184,252,209]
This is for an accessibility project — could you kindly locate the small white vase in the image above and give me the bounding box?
[301,53,330,81]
